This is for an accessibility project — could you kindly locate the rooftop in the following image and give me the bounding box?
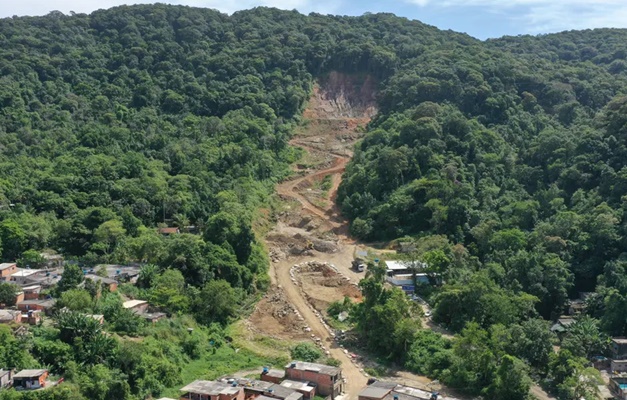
[180,380,241,396]
[558,317,575,326]
[266,384,302,400]
[369,381,400,390]
[0,263,16,270]
[264,369,286,378]
[10,270,39,277]
[393,386,435,399]
[229,378,273,391]
[286,361,341,376]
[17,299,55,307]
[385,260,427,271]
[280,379,315,392]
[613,338,627,344]
[359,386,394,399]
[85,274,118,285]
[123,300,148,309]
[21,285,41,291]
[13,369,47,378]
[159,227,180,234]
[257,396,280,400]
[0,310,20,321]
[285,393,303,400]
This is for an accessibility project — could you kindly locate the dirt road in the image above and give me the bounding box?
[276,141,349,231]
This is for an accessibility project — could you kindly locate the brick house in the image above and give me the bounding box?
[284,361,343,399]
[16,299,56,315]
[22,285,42,301]
[0,263,17,281]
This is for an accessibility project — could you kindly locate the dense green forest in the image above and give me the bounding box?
[0,3,626,399]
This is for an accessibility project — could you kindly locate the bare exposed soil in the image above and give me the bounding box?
[247,73,470,400]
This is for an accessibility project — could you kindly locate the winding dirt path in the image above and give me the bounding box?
[275,140,350,231]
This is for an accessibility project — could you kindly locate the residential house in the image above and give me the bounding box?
[9,270,40,286]
[610,377,627,400]
[0,310,21,324]
[568,299,586,316]
[101,265,142,284]
[23,310,42,325]
[223,378,273,400]
[284,361,343,399]
[20,269,62,288]
[158,227,180,236]
[39,253,63,268]
[358,381,454,400]
[85,274,118,292]
[261,367,285,384]
[550,317,576,337]
[0,369,13,387]
[16,299,56,316]
[384,261,431,293]
[358,381,398,400]
[180,380,245,400]
[122,300,149,314]
[612,338,627,360]
[279,380,316,399]
[22,285,42,301]
[261,385,302,400]
[12,369,48,390]
[0,263,17,281]
[141,312,167,324]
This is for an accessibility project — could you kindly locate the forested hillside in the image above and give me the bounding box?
[1,4,627,399]
[337,25,627,400]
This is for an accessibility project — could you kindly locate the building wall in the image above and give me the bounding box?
[613,360,627,373]
[217,390,244,400]
[260,374,281,384]
[14,292,24,304]
[24,291,39,301]
[612,342,627,359]
[17,303,43,312]
[0,265,17,279]
[0,373,11,387]
[130,303,149,314]
[285,369,340,398]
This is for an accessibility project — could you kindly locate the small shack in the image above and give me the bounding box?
[0,369,13,387]
[123,300,149,314]
[13,369,48,390]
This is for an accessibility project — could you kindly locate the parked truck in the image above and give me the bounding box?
[351,258,366,272]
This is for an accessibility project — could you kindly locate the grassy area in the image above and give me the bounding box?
[160,324,290,398]
[320,175,332,192]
